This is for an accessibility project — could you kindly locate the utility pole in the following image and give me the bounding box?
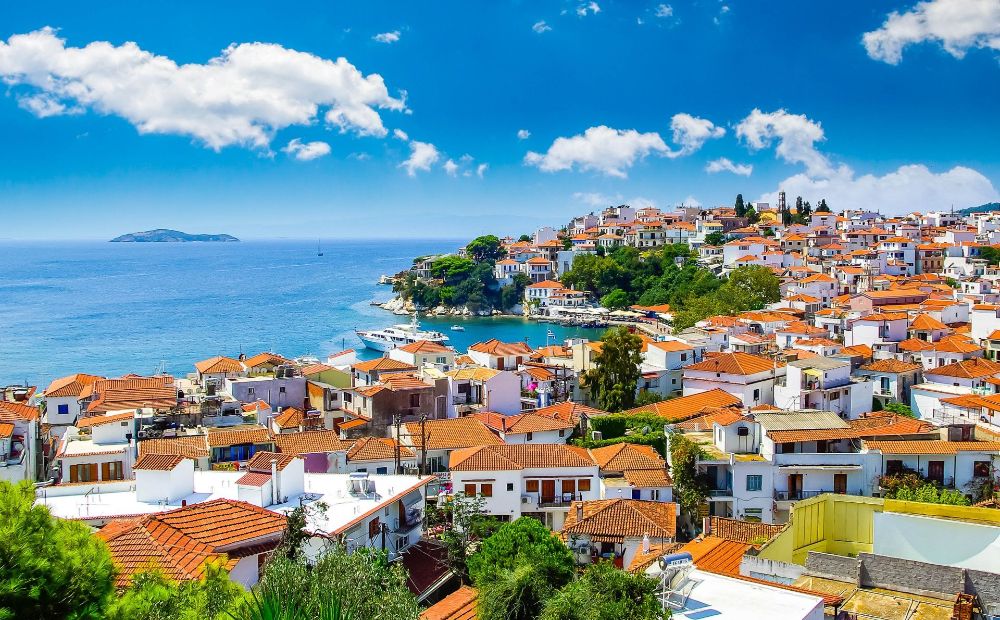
[393,412,402,475]
[419,413,428,475]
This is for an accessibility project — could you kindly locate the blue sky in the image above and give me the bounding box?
[1,0,998,240]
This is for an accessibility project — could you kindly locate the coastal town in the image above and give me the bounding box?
[8,197,1000,619]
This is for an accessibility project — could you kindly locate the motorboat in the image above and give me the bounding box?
[450,325,465,332]
[356,314,449,352]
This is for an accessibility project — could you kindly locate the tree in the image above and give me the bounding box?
[466,235,507,264]
[429,493,502,584]
[745,206,759,224]
[539,562,660,620]
[0,480,116,620]
[468,517,575,589]
[518,234,532,242]
[582,327,643,412]
[734,193,746,218]
[478,561,556,620]
[431,256,476,283]
[669,433,711,517]
[883,401,915,418]
[634,390,665,407]
[255,546,419,620]
[979,246,1000,266]
[703,231,726,246]
[720,265,781,312]
[107,561,243,620]
[816,199,831,213]
[599,289,631,310]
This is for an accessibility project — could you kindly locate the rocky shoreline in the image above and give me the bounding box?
[377,295,524,318]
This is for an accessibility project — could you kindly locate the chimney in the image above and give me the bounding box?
[576,503,583,523]
[270,458,279,506]
[181,499,187,507]
[642,533,650,553]
[703,516,711,535]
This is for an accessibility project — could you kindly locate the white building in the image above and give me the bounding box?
[682,352,784,408]
[774,358,872,419]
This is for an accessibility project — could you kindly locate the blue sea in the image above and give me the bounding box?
[0,240,601,386]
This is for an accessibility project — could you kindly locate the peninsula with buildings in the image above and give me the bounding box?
[11,195,1000,619]
[110,228,239,242]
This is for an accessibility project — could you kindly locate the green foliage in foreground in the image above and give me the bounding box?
[582,327,644,412]
[0,481,116,620]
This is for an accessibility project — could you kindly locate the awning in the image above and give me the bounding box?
[803,368,824,378]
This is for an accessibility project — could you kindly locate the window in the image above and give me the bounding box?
[101,461,124,481]
[343,392,352,403]
[558,429,565,438]
[526,432,533,441]
[464,483,477,496]
[376,467,388,475]
[57,404,69,415]
[526,480,539,492]
[562,479,576,495]
[746,475,763,492]
[681,353,687,361]
[506,483,514,491]
[369,517,381,539]
[578,478,591,492]
[248,387,255,396]
[974,461,991,478]
[651,489,660,501]
[410,394,420,408]
[752,389,760,402]
[830,391,839,401]
[279,386,286,394]
[886,460,904,475]
[480,484,493,497]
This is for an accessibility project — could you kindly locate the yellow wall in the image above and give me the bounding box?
[757,494,883,565]
[885,499,1000,526]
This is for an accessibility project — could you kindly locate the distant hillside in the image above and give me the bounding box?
[959,202,1000,215]
[110,229,239,243]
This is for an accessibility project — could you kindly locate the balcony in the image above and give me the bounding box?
[707,486,734,500]
[537,493,583,507]
[774,490,824,501]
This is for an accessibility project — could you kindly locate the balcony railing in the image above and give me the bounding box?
[774,490,824,501]
[707,486,733,497]
[538,493,583,507]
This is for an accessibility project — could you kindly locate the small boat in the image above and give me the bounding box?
[317,239,324,257]
[378,274,393,285]
[450,325,465,332]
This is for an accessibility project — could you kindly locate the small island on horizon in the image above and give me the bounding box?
[110,229,240,243]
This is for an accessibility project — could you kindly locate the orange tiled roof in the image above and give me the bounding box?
[679,536,751,575]
[925,358,1000,379]
[44,373,103,398]
[405,417,503,450]
[767,414,934,443]
[300,363,335,375]
[133,454,186,471]
[76,411,134,429]
[860,359,923,374]
[242,352,292,368]
[468,339,533,356]
[247,450,297,472]
[353,357,417,373]
[420,585,478,620]
[684,352,778,376]
[864,440,1000,455]
[471,412,573,435]
[621,388,742,422]
[194,356,243,374]
[347,436,413,461]
[381,373,433,391]
[274,430,349,455]
[561,499,676,542]
[449,443,595,471]
[138,435,211,460]
[397,340,452,354]
[205,426,272,448]
[98,498,287,587]
[897,338,934,352]
[531,401,608,423]
[706,516,784,544]
[0,423,13,438]
[909,314,948,331]
[589,443,664,471]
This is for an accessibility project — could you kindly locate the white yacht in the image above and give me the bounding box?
[356,314,449,352]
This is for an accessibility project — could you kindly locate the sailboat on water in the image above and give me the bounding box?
[317,239,324,257]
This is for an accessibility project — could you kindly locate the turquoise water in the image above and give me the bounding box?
[0,240,601,385]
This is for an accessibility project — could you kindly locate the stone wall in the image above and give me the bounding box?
[804,551,857,582]
[857,553,964,599]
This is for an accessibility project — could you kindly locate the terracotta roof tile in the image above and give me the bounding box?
[133,454,186,471]
[468,339,533,356]
[449,444,595,471]
[397,340,452,354]
[420,585,478,620]
[347,436,414,461]
[242,352,292,368]
[274,430,349,455]
[76,411,134,429]
[471,412,573,435]
[531,401,608,423]
[205,427,273,448]
[925,358,1000,379]
[44,373,103,398]
[860,359,923,373]
[194,356,244,374]
[353,357,417,373]
[684,352,778,376]
[590,443,665,472]
[621,389,742,422]
[138,435,210,460]
[706,516,784,544]
[561,499,676,542]
[404,417,503,450]
[247,451,297,472]
[864,440,1000,454]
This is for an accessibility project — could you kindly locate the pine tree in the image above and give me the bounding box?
[734,193,746,218]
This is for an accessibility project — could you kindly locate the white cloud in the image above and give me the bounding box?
[525,125,669,178]
[282,138,331,161]
[0,27,406,150]
[762,164,999,214]
[736,108,833,177]
[573,191,623,207]
[681,195,702,208]
[517,129,531,140]
[400,140,440,177]
[373,30,401,44]
[443,158,459,177]
[667,113,724,158]
[655,4,673,17]
[705,157,753,176]
[393,128,409,141]
[863,0,1000,64]
[476,163,488,178]
[577,2,601,17]
[532,20,552,33]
